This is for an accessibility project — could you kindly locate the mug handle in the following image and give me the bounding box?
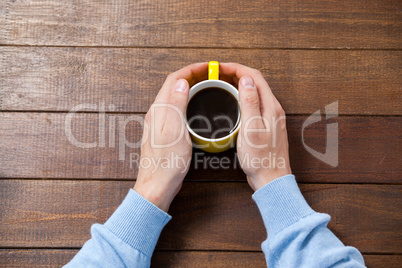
[208,61,219,80]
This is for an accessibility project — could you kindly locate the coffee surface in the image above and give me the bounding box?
[186,87,239,139]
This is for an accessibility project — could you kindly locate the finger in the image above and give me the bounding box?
[162,79,190,133]
[188,73,237,88]
[239,76,265,129]
[155,62,208,104]
[153,63,206,131]
[220,62,276,117]
[233,76,239,86]
[189,72,208,87]
[219,73,238,86]
[220,63,268,87]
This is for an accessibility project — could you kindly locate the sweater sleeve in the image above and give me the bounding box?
[64,189,171,268]
[252,175,365,268]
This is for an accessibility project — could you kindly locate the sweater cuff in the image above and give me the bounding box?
[105,189,171,257]
[252,174,315,237]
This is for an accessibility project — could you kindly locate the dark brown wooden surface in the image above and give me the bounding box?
[1,250,400,268]
[1,0,401,266]
[1,47,401,115]
[0,113,400,183]
[1,180,401,253]
[1,0,400,48]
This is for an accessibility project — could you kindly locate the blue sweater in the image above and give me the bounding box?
[64,175,365,267]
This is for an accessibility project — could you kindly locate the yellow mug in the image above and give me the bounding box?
[185,61,241,153]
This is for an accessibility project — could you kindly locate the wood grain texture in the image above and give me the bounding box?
[1,47,401,115]
[0,250,399,268]
[1,0,400,48]
[0,250,77,268]
[362,255,402,268]
[0,180,401,253]
[0,113,143,180]
[1,0,400,264]
[151,251,266,268]
[0,250,264,267]
[1,113,400,183]
[152,253,402,268]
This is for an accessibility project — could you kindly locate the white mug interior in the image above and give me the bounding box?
[185,80,241,142]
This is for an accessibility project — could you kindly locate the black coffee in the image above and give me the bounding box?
[186,87,239,139]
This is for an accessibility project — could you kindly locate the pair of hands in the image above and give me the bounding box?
[133,63,291,212]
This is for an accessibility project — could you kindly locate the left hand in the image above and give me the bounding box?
[134,62,208,212]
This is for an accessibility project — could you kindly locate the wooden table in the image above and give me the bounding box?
[0,0,401,267]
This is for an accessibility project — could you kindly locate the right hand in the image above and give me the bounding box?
[220,63,292,191]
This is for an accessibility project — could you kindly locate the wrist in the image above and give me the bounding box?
[133,179,181,212]
[250,170,292,191]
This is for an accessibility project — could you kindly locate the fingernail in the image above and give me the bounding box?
[174,79,187,92]
[241,76,254,88]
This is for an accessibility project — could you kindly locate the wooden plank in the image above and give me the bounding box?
[0,249,77,268]
[0,250,400,268]
[152,251,266,267]
[1,0,400,48]
[152,253,402,268]
[0,1,6,43]
[0,113,143,180]
[0,113,400,183]
[0,180,401,253]
[363,255,402,268]
[1,47,401,115]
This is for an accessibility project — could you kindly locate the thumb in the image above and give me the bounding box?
[162,79,189,133]
[168,79,190,114]
[239,76,264,128]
